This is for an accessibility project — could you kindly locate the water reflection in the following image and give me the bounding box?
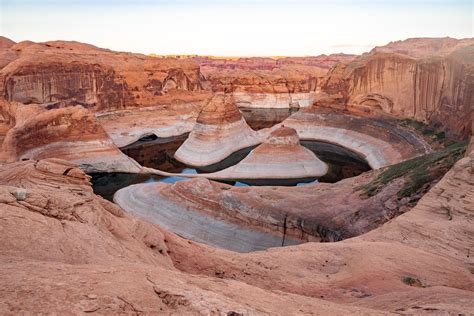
[92,108,370,199]
[92,137,370,200]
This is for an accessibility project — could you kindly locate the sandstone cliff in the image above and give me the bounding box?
[196,54,356,94]
[370,37,474,58]
[1,38,357,111]
[196,54,356,108]
[0,39,205,111]
[319,38,474,138]
[4,36,470,137]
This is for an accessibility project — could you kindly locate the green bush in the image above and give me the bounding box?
[399,119,449,146]
[358,141,467,200]
[402,276,425,287]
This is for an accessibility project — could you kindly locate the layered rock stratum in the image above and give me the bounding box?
[174,93,265,167]
[284,107,431,169]
[118,138,469,250]
[172,91,431,171]
[193,54,356,108]
[1,36,471,168]
[319,37,474,137]
[0,99,140,172]
[0,38,206,172]
[148,125,328,183]
[204,125,328,181]
[0,38,206,111]
[97,102,201,148]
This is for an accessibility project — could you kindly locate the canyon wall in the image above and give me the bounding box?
[0,39,356,112]
[194,54,356,108]
[5,37,470,135]
[1,36,471,142]
[319,38,474,138]
[0,39,205,112]
[0,37,208,166]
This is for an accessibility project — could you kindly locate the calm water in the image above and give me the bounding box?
[91,138,370,200]
[91,108,370,200]
[90,108,372,252]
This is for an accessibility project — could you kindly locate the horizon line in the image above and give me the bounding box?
[2,35,472,58]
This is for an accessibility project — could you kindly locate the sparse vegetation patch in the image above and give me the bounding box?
[358,141,467,201]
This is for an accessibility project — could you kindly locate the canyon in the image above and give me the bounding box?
[319,38,474,138]
[0,36,472,314]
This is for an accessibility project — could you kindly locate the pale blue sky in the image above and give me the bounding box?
[1,0,472,56]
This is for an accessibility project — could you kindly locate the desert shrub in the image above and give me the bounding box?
[402,276,425,287]
[358,141,467,200]
[399,119,449,146]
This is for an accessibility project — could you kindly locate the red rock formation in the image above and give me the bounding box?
[199,126,328,181]
[0,99,140,172]
[319,38,474,138]
[2,36,469,137]
[117,167,392,245]
[0,35,471,314]
[1,154,473,313]
[0,36,15,49]
[467,135,474,155]
[283,107,431,169]
[0,158,169,264]
[370,37,474,58]
[0,38,206,111]
[195,93,243,125]
[174,93,264,166]
[0,36,17,70]
[195,55,355,94]
[0,38,356,112]
[191,54,356,108]
[0,38,208,170]
[147,126,328,183]
[188,54,356,71]
[97,102,201,148]
[148,150,474,309]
